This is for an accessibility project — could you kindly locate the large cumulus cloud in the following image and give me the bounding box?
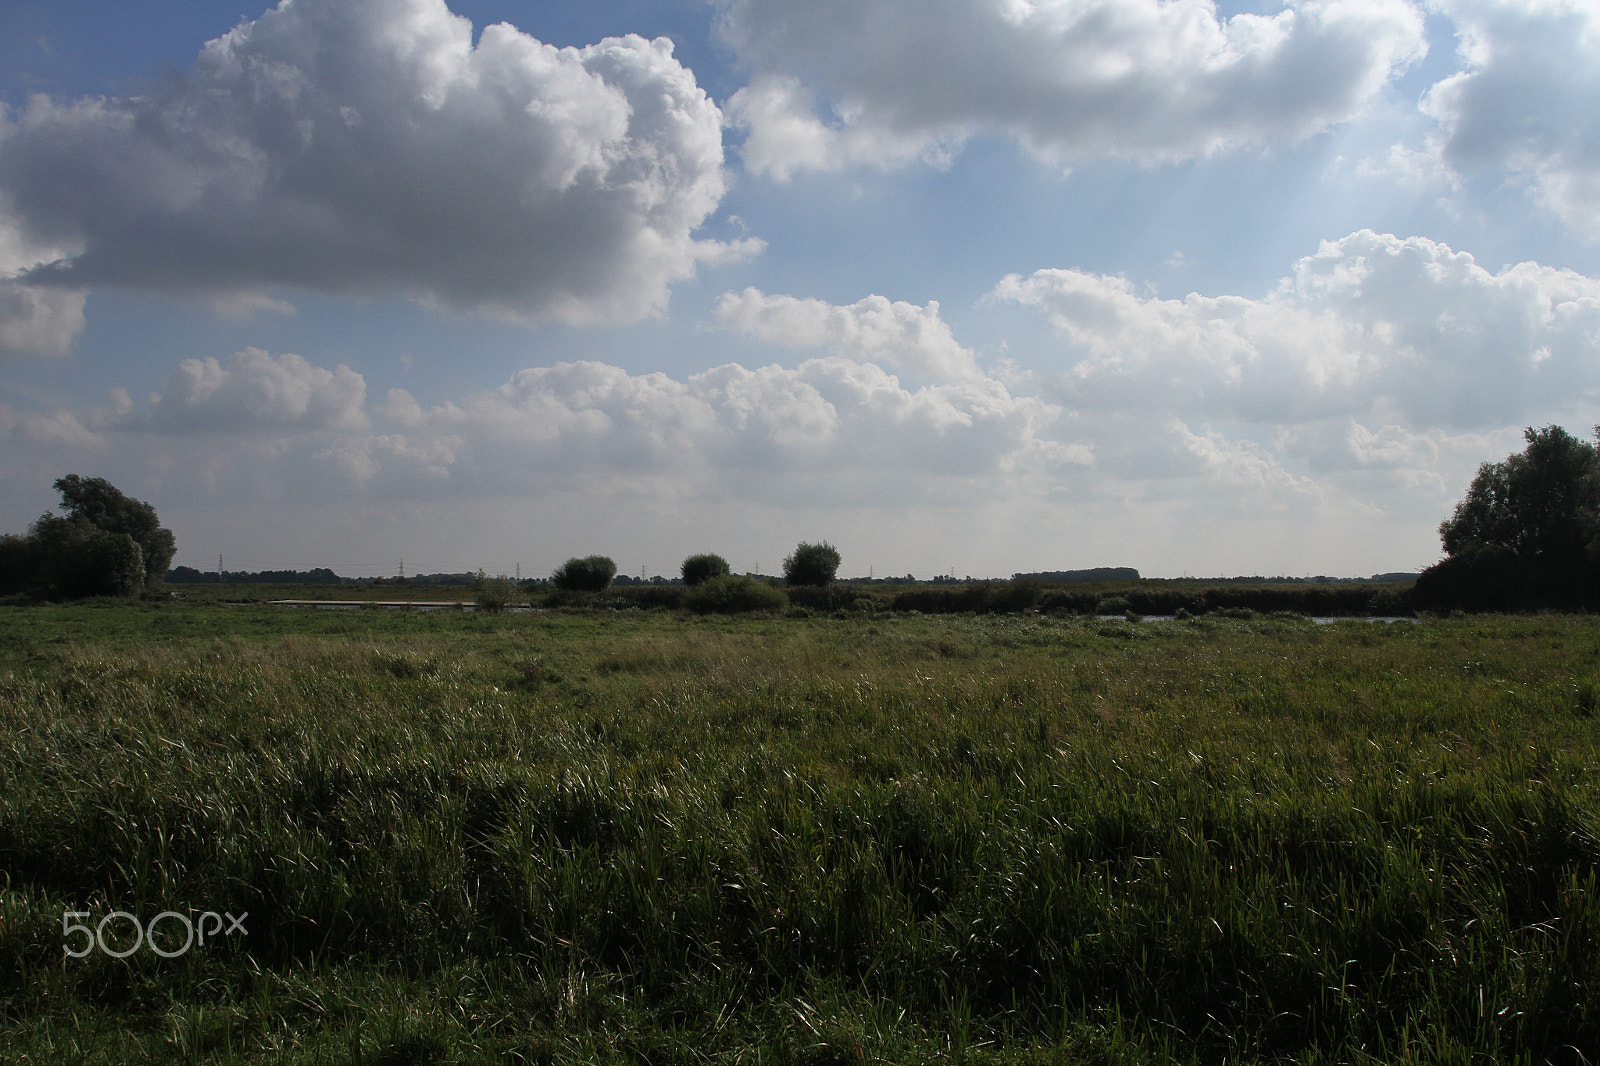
[717,0,1427,178]
[995,229,1600,433]
[8,339,1062,508]
[0,0,752,354]
[1421,0,1600,237]
[371,356,1064,502]
[135,348,369,433]
[6,243,1557,574]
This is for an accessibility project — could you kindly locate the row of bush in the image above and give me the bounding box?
[476,577,1414,616]
[890,579,1411,617]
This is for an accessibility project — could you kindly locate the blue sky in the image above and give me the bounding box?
[3,0,1599,580]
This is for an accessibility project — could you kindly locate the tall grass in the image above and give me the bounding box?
[0,605,1597,1062]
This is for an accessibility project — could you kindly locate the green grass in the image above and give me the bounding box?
[1,602,1597,1063]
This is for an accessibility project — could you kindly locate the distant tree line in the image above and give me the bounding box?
[1160,573,1418,585]
[0,477,1442,617]
[168,566,348,585]
[1013,567,1141,583]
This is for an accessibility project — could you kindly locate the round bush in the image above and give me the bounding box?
[552,555,617,592]
[681,553,731,587]
[783,541,841,587]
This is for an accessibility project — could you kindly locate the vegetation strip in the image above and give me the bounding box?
[2,603,1597,1062]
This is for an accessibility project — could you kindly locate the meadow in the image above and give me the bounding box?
[0,599,1597,1064]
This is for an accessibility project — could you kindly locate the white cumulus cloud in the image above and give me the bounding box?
[0,281,85,358]
[0,0,751,349]
[375,357,1060,502]
[995,229,1600,432]
[717,0,1427,178]
[134,348,369,432]
[1421,0,1600,237]
[713,288,983,380]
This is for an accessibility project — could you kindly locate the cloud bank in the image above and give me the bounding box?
[0,0,751,356]
[1421,0,1600,237]
[717,0,1427,178]
[15,230,1596,514]
[6,230,1594,574]
[995,229,1600,434]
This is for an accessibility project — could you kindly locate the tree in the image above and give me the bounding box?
[1,475,169,599]
[681,553,731,587]
[53,475,176,583]
[783,541,841,587]
[0,533,38,596]
[26,514,146,599]
[1417,425,1600,610]
[1439,426,1597,563]
[552,555,617,592]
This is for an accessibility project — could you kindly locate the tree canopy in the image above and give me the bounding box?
[0,476,173,599]
[783,541,841,587]
[681,553,731,587]
[53,474,177,583]
[1417,426,1600,610]
[552,555,617,592]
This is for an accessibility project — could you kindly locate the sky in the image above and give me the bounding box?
[2,0,1599,581]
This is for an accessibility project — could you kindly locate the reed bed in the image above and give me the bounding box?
[1,604,1597,1063]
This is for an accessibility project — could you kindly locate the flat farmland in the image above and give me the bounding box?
[1,601,1597,1063]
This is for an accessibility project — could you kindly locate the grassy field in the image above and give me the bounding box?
[1,600,1597,1063]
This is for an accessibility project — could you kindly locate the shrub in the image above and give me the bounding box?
[783,541,841,587]
[552,555,617,592]
[1097,595,1131,616]
[785,585,854,611]
[992,578,1044,612]
[1039,589,1099,615]
[618,585,686,610]
[681,553,731,587]
[474,574,519,613]
[891,583,995,614]
[885,580,1042,614]
[683,575,789,614]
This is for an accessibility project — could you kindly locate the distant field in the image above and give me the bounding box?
[1,601,1596,1063]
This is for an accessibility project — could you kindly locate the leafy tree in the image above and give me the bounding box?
[552,555,617,592]
[783,541,841,587]
[53,475,176,583]
[1439,426,1597,563]
[27,514,146,598]
[681,553,731,587]
[1418,425,1600,610]
[1,475,169,599]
